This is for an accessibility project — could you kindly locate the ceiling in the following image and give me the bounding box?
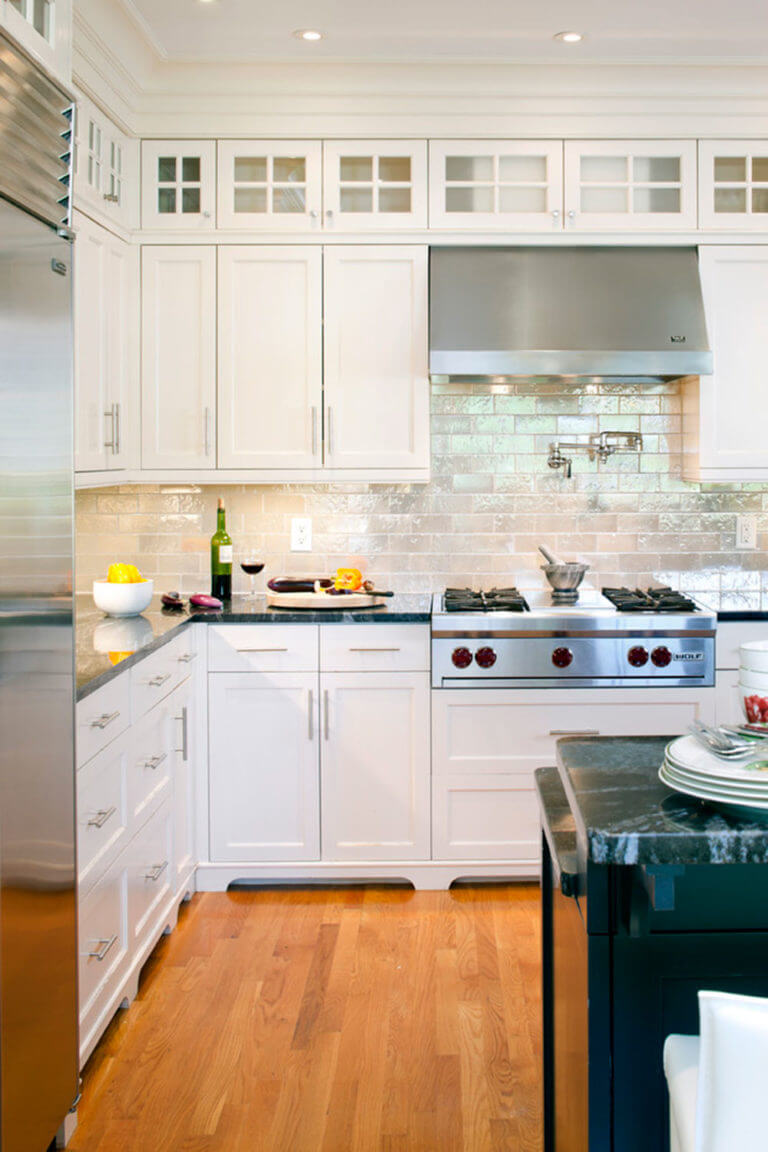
[120,0,768,64]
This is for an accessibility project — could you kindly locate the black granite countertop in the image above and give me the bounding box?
[534,766,578,893]
[556,735,768,867]
[75,592,432,700]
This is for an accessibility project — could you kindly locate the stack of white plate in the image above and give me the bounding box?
[739,641,768,727]
[660,734,768,813]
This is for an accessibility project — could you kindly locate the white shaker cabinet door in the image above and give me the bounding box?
[141,141,216,230]
[683,246,768,480]
[320,672,430,861]
[141,246,217,469]
[323,140,427,230]
[217,246,322,468]
[217,140,322,231]
[323,246,429,470]
[208,673,320,862]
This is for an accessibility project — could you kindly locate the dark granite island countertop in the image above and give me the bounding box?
[75,592,432,700]
[556,734,768,867]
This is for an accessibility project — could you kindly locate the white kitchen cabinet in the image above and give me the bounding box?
[125,797,174,953]
[141,141,216,230]
[77,737,130,895]
[320,671,430,861]
[323,141,428,230]
[432,688,714,862]
[208,672,320,862]
[78,852,130,1063]
[74,92,138,232]
[323,246,429,470]
[74,211,138,473]
[682,246,768,481]
[141,245,217,469]
[563,140,697,231]
[429,140,564,230]
[217,246,323,468]
[217,141,322,230]
[699,142,768,230]
[3,0,71,83]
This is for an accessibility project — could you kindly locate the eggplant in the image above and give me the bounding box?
[268,577,333,594]
[189,593,223,610]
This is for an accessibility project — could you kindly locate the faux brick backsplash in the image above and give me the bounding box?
[75,382,768,610]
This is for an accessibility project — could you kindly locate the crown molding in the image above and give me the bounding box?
[113,0,168,61]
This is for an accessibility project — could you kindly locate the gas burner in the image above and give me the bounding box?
[443,587,530,613]
[601,586,700,614]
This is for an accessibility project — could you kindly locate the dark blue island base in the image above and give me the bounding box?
[536,736,768,1152]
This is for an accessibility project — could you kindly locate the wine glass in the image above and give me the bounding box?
[240,557,265,597]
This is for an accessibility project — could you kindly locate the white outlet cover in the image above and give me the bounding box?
[737,515,758,550]
[290,517,312,552]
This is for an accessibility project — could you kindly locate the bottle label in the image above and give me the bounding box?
[218,545,233,564]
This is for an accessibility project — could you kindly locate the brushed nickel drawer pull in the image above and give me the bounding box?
[87,806,116,830]
[90,711,120,730]
[143,752,167,771]
[148,673,171,687]
[145,861,168,883]
[324,690,330,740]
[177,652,197,664]
[87,935,117,961]
[239,647,288,653]
[549,729,600,737]
[308,689,314,740]
[349,647,401,653]
[177,706,188,762]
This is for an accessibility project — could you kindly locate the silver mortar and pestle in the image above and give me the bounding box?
[539,545,590,605]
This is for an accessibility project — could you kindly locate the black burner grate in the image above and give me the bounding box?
[601,586,699,613]
[443,587,530,613]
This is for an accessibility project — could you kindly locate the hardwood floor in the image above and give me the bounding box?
[69,884,542,1152]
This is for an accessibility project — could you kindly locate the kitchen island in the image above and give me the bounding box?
[537,737,768,1152]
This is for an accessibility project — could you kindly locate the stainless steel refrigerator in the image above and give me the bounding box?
[0,30,79,1152]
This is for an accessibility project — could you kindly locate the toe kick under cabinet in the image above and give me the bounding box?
[75,629,201,1065]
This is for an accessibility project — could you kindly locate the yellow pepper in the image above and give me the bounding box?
[335,567,363,591]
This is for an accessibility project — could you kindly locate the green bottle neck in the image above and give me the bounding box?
[216,508,226,533]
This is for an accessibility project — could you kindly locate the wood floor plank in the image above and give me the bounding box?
[69,883,542,1152]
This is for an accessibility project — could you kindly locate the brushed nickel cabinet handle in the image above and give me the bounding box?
[143,752,167,771]
[87,935,118,961]
[327,406,333,456]
[311,406,318,456]
[308,689,314,740]
[239,647,288,653]
[103,406,116,452]
[177,706,188,761]
[114,402,121,455]
[349,647,401,653]
[90,711,120,730]
[549,729,600,737]
[87,806,116,829]
[145,861,168,882]
[103,192,120,203]
[324,690,330,740]
[177,652,197,663]
[148,673,171,687]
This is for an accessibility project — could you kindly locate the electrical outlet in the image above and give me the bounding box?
[290,517,312,552]
[737,515,758,550]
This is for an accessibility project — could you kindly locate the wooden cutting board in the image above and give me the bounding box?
[266,591,388,610]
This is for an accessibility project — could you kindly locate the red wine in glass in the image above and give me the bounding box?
[240,559,264,596]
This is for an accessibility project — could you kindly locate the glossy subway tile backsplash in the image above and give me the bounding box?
[75,382,768,610]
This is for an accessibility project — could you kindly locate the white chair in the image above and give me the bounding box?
[664,989,768,1152]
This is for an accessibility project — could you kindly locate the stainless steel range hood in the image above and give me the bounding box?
[429,246,712,383]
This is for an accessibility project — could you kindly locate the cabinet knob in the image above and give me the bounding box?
[552,209,561,222]
[309,209,319,219]
[567,209,576,222]
[202,210,211,219]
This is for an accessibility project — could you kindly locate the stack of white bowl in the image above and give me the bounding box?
[740,641,768,727]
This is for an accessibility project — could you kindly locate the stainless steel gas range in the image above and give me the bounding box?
[431,586,716,689]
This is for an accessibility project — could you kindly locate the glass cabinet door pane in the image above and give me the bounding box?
[379,156,411,182]
[340,187,373,212]
[158,157,176,182]
[633,187,680,213]
[752,189,768,213]
[445,186,494,212]
[273,157,306,183]
[633,156,680,182]
[234,156,267,182]
[32,0,51,38]
[752,157,768,182]
[581,156,628,182]
[581,187,628,213]
[234,188,267,213]
[499,155,547,182]
[158,188,176,213]
[445,156,493,181]
[499,186,547,212]
[378,187,411,213]
[714,156,747,182]
[272,187,306,213]
[714,188,747,213]
[340,157,373,182]
[182,157,201,183]
[182,187,201,213]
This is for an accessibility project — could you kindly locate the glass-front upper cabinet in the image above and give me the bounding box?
[699,141,768,230]
[141,141,216,230]
[217,141,322,230]
[563,140,697,231]
[74,92,138,230]
[322,141,427,230]
[429,141,564,230]
[4,0,71,83]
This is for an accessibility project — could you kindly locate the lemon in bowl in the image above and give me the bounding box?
[93,563,153,617]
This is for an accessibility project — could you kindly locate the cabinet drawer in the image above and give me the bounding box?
[432,775,539,863]
[208,624,318,672]
[127,703,173,829]
[126,799,174,951]
[320,624,429,672]
[77,675,130,768]
[130,632,196,719]
[716,621,768,670]
[77,738,130,895]
[78,855,130,1051]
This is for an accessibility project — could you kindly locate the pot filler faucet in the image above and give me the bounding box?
[547,431,644,479]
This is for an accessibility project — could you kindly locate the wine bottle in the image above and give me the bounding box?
[210,498,233,600]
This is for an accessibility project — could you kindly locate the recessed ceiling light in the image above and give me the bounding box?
[293,28,324,41]
[554,30,584,43]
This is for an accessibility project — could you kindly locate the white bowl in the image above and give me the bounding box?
[739,667,768,691]
[740,641,768,673]
[93,578,153,618]
[741,687,768,727]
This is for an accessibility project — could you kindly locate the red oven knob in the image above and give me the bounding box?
[627,645,649,667]
[552,647,573,668]
[475,646,497,668]
[451,647,473,669]
[652,645,672,668]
